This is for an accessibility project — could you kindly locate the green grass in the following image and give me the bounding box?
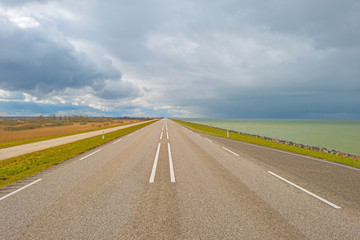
[0,121,144,149]
[0,120,157,189]
[173,119,360,169]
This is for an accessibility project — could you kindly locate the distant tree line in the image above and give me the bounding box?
[0,115,130,131]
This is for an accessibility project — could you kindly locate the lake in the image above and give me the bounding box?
[182,118,360,155]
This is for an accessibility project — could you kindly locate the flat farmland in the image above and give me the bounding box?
[0,119,139,144]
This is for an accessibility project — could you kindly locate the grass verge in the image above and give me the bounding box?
[0,121,143,149]
[0,120,157,189]
[173,119,360,169]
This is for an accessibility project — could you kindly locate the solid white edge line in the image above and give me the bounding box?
[160,132,163,139]
[204,138,212,143]
[0,179,42,202]
[149,143,161,183]
[112,139,122,144]
[267,171,341,209]
[128,133,133,137]
[168,143,176,182]
[80,149,102,160]
[166,131,169,139]
[222,147,239,156]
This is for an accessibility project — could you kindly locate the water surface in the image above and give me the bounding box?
[183,118,360,155]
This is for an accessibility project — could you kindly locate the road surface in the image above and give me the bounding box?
[0,120,153,161]
[1,119,359,239]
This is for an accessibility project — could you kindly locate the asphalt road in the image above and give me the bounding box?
[0,120,153,161]
[1,119,359,239]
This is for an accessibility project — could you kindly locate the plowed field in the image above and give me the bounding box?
[0,120,137,144]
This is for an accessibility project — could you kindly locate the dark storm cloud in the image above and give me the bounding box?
[0,16,122,97]
[245,0,360,48]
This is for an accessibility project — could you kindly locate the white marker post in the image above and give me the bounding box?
[102,130,104,140]
[227,129,229,138]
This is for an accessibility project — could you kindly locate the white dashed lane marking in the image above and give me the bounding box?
[268,171,341,209]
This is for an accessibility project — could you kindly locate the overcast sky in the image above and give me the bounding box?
[0,0,359,118]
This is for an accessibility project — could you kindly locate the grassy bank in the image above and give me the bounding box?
[173,119,360,169]
[0,120,157,189]
[0,120,143,149]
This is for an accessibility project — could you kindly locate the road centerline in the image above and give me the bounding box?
[168,143,176,182]
[149,143,161,183]
[204,137,212,143]
[267,171,341,209]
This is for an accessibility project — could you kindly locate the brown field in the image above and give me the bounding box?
[0,119,138,144]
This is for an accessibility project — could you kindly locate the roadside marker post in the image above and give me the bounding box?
[227,129,229,138]
[102,130,104,140]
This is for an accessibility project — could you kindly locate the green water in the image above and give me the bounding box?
[184,119,360,155]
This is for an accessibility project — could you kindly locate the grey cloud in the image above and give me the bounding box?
[60,0,164,62]
[1,0,359,118]
[95,80,141,100]
[0,19,115,92]
[176,0,360,49]
[0,0,53,6]
[0,91,25,100]
[136,1,360,118]
[0,15,137,100]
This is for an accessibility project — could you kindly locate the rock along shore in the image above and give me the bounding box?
[194,122,359,160]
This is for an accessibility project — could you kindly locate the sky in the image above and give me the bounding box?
[0,0,359,118]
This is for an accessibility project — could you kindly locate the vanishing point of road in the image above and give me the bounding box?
[1,119,360,239]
